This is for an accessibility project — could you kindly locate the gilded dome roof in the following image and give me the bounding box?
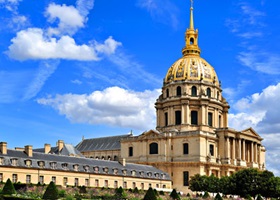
[164,4,219,86]
[165,55,219,86]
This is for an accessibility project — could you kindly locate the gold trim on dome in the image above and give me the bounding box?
[165,56,219,85]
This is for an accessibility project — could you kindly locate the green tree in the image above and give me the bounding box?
[202,191,210,199]
[115,186,124,197]
[42,181,59,200]
[189,174,208,192]
[1,178,16,195]
[207,174,220,194]
[258,170,275,198]
[170,189,180,200]
[234,168,260,197]
[144,187,157,200]
[214,193,223,200]
[220,176,235,195]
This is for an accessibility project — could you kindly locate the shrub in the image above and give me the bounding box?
[133,187,139,193]
[144,187,157,200]
[256,194,263,200]
[79,185,87,194]
[203,191,210,199]
[115,186,124,197]
[159,190,165,195]
[58,189,66,198]
[170,188,180,200]
[214,193,223,200]
[1,178,16,195]
[42,181,58,200]
[154,188,159,196]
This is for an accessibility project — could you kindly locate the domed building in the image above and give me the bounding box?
[119,2,266,193]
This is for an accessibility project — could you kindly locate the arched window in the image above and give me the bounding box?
[175,111,181,125]
[191,111,198,125]
[218,115,221,128]
[191,86,197,96]
[206,88,211,98]
[190,38,194,45]
[217,92,220,100]
[166,89,169,98]
[149,143,158,154]
[176,86,181,96]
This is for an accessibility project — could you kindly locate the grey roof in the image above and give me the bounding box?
[34,144,84,157]
[76,134,132,152]
[0,149,171,181]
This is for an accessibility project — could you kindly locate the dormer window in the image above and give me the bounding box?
[0,157,4,165]
[38,161,45,168]
[113,168,118,175]
[103,167,109,173]
[62,163,68,170]
[25,160,32,167]
[131,170,136,176]
[94,166,99,173]
[11,158,18,166]
[122,169,127,176]
[155,173,159,178]
[147,172,152,177]
[84,165,90,172]
[73,164,79,171]
[50,162,57,169]
[140,171,144,177]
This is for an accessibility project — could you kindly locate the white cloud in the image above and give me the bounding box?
[22,61,60,101]
[6,28,121,61]
[137,0,179,29]
[76,0,94,18]
[229,83,280,176]
[37,87,160,130]
[237,51,280,75]
[45,3,85,36]
[0,0,21,12]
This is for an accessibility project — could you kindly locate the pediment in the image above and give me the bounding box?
[138,130,162,139]
[241,127,261,139]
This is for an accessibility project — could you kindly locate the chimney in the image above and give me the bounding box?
[57,140,64,152]
[119,158,126,167]
[44,144,51,154]
[25,145,33,157]
[0,142,7,155]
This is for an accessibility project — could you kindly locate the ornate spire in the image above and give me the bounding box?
[182,0,201,56]
[189,0,194,30]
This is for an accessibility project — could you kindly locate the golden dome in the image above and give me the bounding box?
[165,56,219,86]
[164,2,219,86]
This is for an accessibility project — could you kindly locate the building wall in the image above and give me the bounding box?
[0,166,172,190]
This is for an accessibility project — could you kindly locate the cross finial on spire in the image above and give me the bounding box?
[189,0,194,30]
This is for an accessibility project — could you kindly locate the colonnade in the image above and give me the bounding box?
[224,137,261,164]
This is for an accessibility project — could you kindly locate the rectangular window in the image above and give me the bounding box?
[74,178,79,187]
[141,183,144,190]
[183,171,189,186]
[114,181,118,188]
[104,180,108,187]
[123,181,127,189]
[26,175,31,184]
[0,173,3,182]
[95,179,99,187]
[52,176,56,184]
[183,143,189,155]
[63,177,68,186]
[164,112,168,126]
[156,184,159,188]
[129,147,133,157]
[210,144,214,156]
[149,183,152,188]
[132,182,136,189]
[12,174,17,183]
[85,179,89,187]
[39,176,44,185]
[175,111,181,125]
[208,112,213,127]
[191,111,198,125]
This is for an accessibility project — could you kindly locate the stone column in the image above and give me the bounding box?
[238,139,241,160]
[201,105,206,125]
[251,142,254,163]
[242,139,246,161]
[258,145,261,164]
[254,143,258,163]
[181,104,186,124]
[170,106,174,125]
[186,104,190,124]
[232,138,236,160]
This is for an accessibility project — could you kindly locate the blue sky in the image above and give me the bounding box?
[0,0,280,175]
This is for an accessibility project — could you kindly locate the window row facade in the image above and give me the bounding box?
[165,86,220,99]
[0,173,167,189]
[164,110,218,127]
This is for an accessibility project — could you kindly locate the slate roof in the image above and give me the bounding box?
[0,149,171,181]
[34,144,84,157]
[76,134,133,152]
